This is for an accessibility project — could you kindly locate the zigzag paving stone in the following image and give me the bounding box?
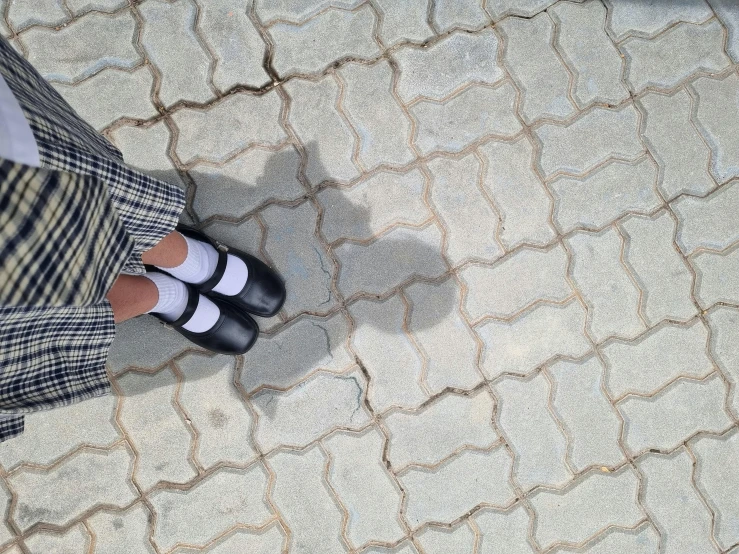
[494,374,572,491]
[691,429,739,550]
[393,30,504,103]
[21,10,139,84]
[433,0,489,33]
[477,299,591,380]
[268,5,380,76]
[427,154,503,265]
[110,121,185,188]
[479,137,555,249]
[618,374,733,455]
[148,466,272,552]
[553,523,660,553]
[708,0,739,62]
[86,504,155,554]
[0,482,14,547]
[473,505,535,554]
[415,522,476,554]
[672,180,739,255]
[67,0,127,15]
[638,89,716,200]
[9,445,137,531]
[255,0,362,25]
[268,446,347,554]
[25,523,89,554]
[484,0,557,20]
[363,544,419,554]
[172,525,286,554]
[7,0,67,32]
[705,306,739,417]
[548,357,624,472]
[549,1,629,109]
[694,245,739,307]
[637,449,718,554]
[350,295,428,412]
[323,428,405,548]
[528,468,644,551]
[383,390,498,470]
[604,0,713,41]
[411,82,521,155]
[373,0,433,46]
[399,447,515,528]
[498,13,575,125]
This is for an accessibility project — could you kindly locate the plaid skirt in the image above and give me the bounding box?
[0,38,185,441]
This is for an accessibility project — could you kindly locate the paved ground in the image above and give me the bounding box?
[2,0,739,552]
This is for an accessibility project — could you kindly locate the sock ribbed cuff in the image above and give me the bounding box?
[143,272,188,322]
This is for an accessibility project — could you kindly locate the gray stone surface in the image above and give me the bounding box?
[672,180,739,255]
[705,306,739,418]
[255,0,362,25]
[86,504,156,554]
[433,0,489,33]
[604,0,713,41]
[373,0,434,46]
[709,0,739,62]
[8,0,67,32]
[67,0,127,15]
[416,522,476,554]
[485,0,557,20]
[473,505,535,554]
[693,245,739,308]
[25,523,89,554]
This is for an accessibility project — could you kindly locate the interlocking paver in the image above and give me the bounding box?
[384,390,498,470]
[110,121,185,188]
[479,137,556,249]
[393,30,504,103]
[705,306,739,417]
[554,524,660,553]
[498,13,575,125]
[363,544,419,554]
[172,525,286,554]
[494,374,572,491]
[22,10,139,84]
[8,0,67,32]
[202,216,263,262]
[691,429,739,550]
[9,445,137,531]
[484,0,557,20]
[604,0,713,41]
[549,1,628,109]
[25,523,89,554]
[638,89,716,200]
[708,0,739,62]
[694,245,739,307]
[549,357,624,472]
[255,0,362,25]
[373,0,433,46]
[67,0,127,15]
[86,504,155,554]
[338,60,414,170]
[323,428,405,548]
[412,83,521,155]
[428,154,503,265]
[473,505,535,554]
[433,0,489,33]
[149,466,272,552]
[0,482,14,547]
[269,5,380,76]
[528,468,644,551]
[416,522,476,554]
[618,374,733,455]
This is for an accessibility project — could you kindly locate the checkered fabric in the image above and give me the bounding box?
[0,38,185,441]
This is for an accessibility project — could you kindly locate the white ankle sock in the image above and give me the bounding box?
[143,272,220,333]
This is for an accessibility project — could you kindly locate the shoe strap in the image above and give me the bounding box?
[170,284,201,327]
[197,248,229,293]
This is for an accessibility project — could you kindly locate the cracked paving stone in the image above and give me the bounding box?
[618,374,733,455]
[268,445,346,554]
[9,444,137,531]
[412,82,521,155]
[705,306,739,417]
[243,312,353,392]
[268,5,380,76]
[198,0,270,91]
[672,179,739,255]
[555,524,660,553]
[620,210,697,324]
[350,295,428,412]
[53,67,157,131]
[604,0,713,41]
[416,522,476,554]
[405,279,483,394]
[529,468,643,550]
[262,201,338,317]
[8,0,67,32]
[384,390,498,470]
[255,0,362,25]
[394,29,504,103]
[621,20,730,95]
[494,374,572,491]
[323,428,405,548]
[172,91,285,165]
[86,504,155,554]
[149,466,272,552]
[637,449,717,554]
[549,1,629,109]
[479,137,556,249]
[549,357,624,472]
[25,523,89,554]
[318,168,430,243]
[691,429,739,550]
[400,447,515,528]
[284,75,360,185]
[566,227,646,342]
[138,0,213,106]
[67,0,127,15]
[0,394,119,470]
[172,524,286,554]
[473,505,534,554]
[176,354,257,468]
[484,0,558,19]
[115,368,197,490]
[428,154,503,265]
[602,320,713,399]
[478,299,590,380]
[689,73,739,183]
[373,0,433,46]
[0,481,15,546]
[433,0,490,32]
[535,105,643,179]
[638,89,716,200]
[550,157,660,235]
[694,245,739,308]
[22,10,139,84]
[709,0,739,62]
[460,244,572,321]
[338,60,415,170]
[335,223,447,299]
[252,369,370,451]
[498,13,576,125]
[191,146,304,220]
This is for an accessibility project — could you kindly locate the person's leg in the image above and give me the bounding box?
[107,275,158,323]
[141,230,188,268]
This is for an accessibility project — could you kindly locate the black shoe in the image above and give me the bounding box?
[151,281,259,355]
[176,224,287,318]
